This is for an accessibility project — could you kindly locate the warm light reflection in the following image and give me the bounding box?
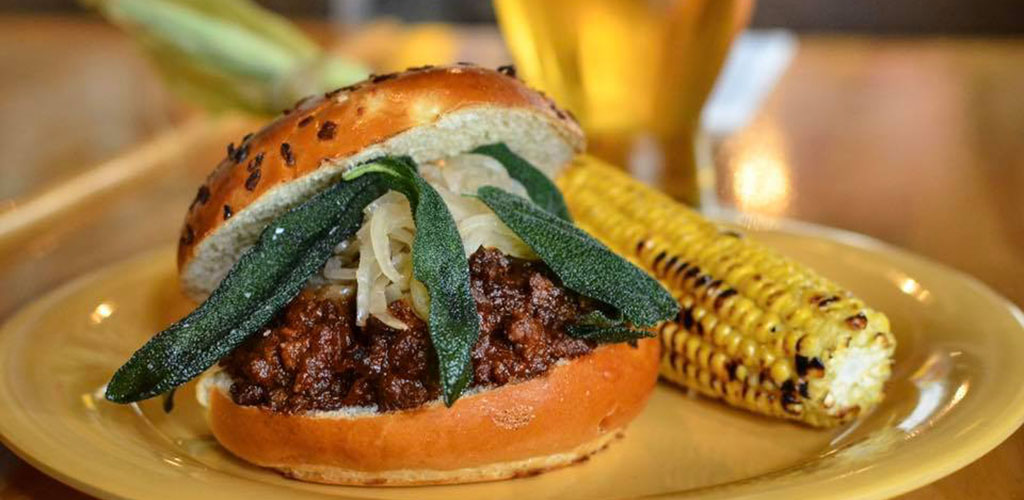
[897,350,968,435]
[162,457,185,469]
[898,381,945,432]
[725,120,792,215]
[951,382,969,406]
[900,277,919,294]
[891,273,933,303]
[90,302,116,324]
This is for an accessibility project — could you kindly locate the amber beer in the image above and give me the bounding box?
[494,0,753,205]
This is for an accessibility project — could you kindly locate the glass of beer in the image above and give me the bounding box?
[494,0,754,206]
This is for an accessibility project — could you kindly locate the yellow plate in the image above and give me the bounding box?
[2,219,1023,499]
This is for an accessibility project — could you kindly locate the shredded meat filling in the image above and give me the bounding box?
[221,247,596,413]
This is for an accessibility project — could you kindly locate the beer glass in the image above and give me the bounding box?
[494,0,754,205]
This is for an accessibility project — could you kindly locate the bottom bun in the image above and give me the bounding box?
[199,338,660,486]
[278,430,621,485]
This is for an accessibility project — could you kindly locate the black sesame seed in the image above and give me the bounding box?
[297,115,314,128]
[226,142,236,157]
[241,132,253,144]
[280,142,295,166]
[549,102,566,119]
[318,121,337,140]
[497,64,517,77]
[245,169,261,191]
[292,95,313,109]
[246,152,264,172]
[721,230,743,238]
[408,64,435,71]
[232,143,249,163]
[370,72,398,83]
[456,61,474,66]
[695,275,712,287]
[684,266,700,278]
[180,225,194,245]
[192,185,210,206]
[223,204,233,220]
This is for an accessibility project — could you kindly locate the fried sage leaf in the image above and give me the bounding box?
[344,158,479,406]
[472,143,572,221]
[477,186,678,327]
[567,310,654,343]
[105,174,389,403]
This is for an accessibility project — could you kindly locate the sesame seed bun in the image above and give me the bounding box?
[178,64,584,301]
[181,65,655,486]
[198,339,660,486]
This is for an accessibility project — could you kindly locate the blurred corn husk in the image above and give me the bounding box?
[82,0,370,115]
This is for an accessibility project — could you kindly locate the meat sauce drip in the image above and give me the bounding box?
[221,247,596,413]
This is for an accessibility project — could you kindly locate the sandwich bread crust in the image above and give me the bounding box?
[178,65,584,300]
[200,339,660,486]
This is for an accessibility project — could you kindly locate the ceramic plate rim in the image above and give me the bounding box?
[2,214,1023,499]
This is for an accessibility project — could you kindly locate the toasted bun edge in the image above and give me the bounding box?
[179,65,584,300]
[200,338,659,485]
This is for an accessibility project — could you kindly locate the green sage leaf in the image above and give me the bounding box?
[106,174,389,403]
[476,186,678,327]
[472,143,572,221]
[162,388,176,413]
[344,158,480,406]
[567,310,654,343]
[568,324,654,343]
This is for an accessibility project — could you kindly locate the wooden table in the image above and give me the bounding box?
[0,16,1022,499]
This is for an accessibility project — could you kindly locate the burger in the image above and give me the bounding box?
[105,64,678,485]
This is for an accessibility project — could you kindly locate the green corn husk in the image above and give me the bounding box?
[82,0,370,115]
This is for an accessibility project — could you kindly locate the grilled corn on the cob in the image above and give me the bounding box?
[557,156,896,427]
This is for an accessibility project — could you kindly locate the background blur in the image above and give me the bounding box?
[3,0,1024,32]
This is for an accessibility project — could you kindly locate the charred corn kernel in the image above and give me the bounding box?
[557,156,898,427]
